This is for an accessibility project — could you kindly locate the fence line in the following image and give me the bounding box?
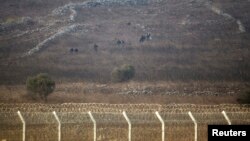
[155,111,165,141]
[17,111,25,141]
[188,111,197,141]
[88,111,96,141]
[1,103,250,113]
[123,111,131,141]
[222,111,231,125]
[53,111,61,141]
[1,109,249,141]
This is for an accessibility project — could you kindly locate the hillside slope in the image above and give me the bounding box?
[0,0,250,84]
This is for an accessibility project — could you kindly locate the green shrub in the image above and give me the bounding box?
[111,64,135,82]
[26,73,55,102]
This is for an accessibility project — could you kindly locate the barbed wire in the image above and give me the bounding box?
[0,103,249,113]
[0,103,249,141]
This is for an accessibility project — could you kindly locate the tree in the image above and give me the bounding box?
[26,73,55,102]
[111,64,135,82]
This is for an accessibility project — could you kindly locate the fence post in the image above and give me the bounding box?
[53,111,61,141]
[155,111,165,141]
[123,111,131,141]
[222,111,231,125]
[17,111,25,141]
[188,111,197,141]
[88,111,96,141]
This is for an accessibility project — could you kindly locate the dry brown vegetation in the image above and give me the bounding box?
[1,1,250,141]
[0,0,250,104]
[0,81,248,104]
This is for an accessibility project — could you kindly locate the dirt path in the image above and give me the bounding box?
[205,0,246,33]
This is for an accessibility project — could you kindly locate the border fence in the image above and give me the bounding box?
[0,103,250,141]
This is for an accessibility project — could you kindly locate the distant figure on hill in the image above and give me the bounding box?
[94,44,98,52]
[140,33,152,43]
[69,48,78,53]
[117,40,125,46]
[139,35,146,43]
[146,33,151,40]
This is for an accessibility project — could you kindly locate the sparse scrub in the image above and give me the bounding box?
[0,0,250,85]
[237,90,250,104]
[245,91,250,104]
[111,64,135,82]
[26,73,55,102]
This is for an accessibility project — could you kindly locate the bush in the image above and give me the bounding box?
[26,73,55,102]
[246,92,250,104]
[111,64,135,82]
[237,90,250,104]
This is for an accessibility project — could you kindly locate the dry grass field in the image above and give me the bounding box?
[0,81,249,104]
[1,1,250,141]
[0,0,250,102]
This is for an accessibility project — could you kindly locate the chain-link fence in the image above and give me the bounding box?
[0,104,250,141]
